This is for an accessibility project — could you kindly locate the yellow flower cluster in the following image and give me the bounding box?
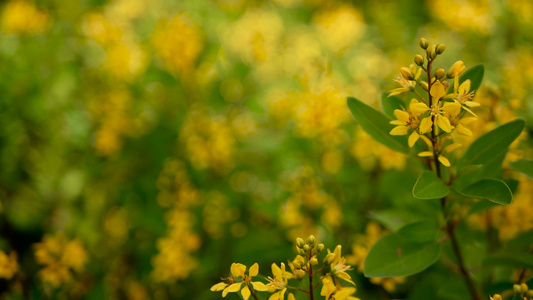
[151,159,201,282]
[427,0,494,34]
[278,166,342,240]
[1,0,49,35]
[347,222,406,292]
[151,14,204,76]
[180,108,236,172]
[33,233,88,287]
[389,39,480,167]
[0,250,19,279]
[211,235,360,300]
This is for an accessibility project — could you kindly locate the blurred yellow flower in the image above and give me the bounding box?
[1,0,49,34]
[0,250,18,279]
[313,4,365,54]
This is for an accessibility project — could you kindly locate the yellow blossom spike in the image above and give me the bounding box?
[444,143,462,153]
[241,285,251,300]
[419,117,433,134]
[438,155,450,167]
[418,151,434,157]
[390,126,409,136]
[436,115,452,132]
[408,131,420,148]
[430,81,446,101]
[211,282,228,291]
[249,263,259,277]
[231,263,246,277]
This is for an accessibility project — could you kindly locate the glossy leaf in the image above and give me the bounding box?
[459,65,484,93]
[397,221,439,243]
[483,253,533,269]
[412,171,449,199]
[509,159,533,178]
[458,119,525,169]
[347,97,409,153]
[457,179,513,205]
[364,233,441,277]
[381,93,405,119]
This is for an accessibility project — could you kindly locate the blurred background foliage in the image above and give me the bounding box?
[0,0,532,299]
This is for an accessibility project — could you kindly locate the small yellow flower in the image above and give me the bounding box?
[389,66,422,96]
[332,287,360,300]
[210,263,268,300]
[418,142,462,167]
[0,250,18,279]
[389,99,425,147]
[451,79,479,116]
[267,263,293,300]
[448,60,466,90]
[489,294,502,300]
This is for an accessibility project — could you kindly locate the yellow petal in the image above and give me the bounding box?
[460,116,477,125]
[393,109,410,122]
[430,81,446,101]
[419,117,433,134]
[408,131,419,148]
[410,102,430,115]
[389,88,409,96]
[418,151,434,157]
[449,61,465,76]
[442,102,461,117]
[438,155,451,167]
[249,263,259,277]
[269,292,280,300]
[461,105,477,117]
[288,293,295,300]
[458,79,471,94]
[456,123,472,136]
[271,263,281,278]
[223,283,242,297]
[336,271,355,285]
[436,115,452,133]
[444,143,462,153]
[211,282,228,292]
[252,281,268,291]
[420,135,432,147]
[465,101,480,107]
[390,126,409,136]
[231,263,246,278]
[241,286,251,300]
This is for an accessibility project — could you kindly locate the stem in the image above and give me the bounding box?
[425,51,480,300]
[308,253,314,300]
[251,288,259,300]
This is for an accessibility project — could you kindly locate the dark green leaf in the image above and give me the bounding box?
[397,221,439,243]
[483,253,533,269]
[509,159,533,178]
[381,93,405,119]
[458,119,525,169]
[457,179,513,205]
[364,233,441,277]
[368,210,422,231]
[460,65,484,93]
[347,97,409,153]
[412,171,449,199]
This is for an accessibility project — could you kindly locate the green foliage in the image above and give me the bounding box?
[364,233,441,277]
[455,179,513,205]
[509,159,533,178]
[397,221,439,243]
[412,171,449,199]
[347,97,409,153]
[460,65,484,92]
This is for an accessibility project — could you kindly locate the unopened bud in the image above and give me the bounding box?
[520,283,528,293]
[414,54,424,66]
[297,248,305,255]
[491,295,502,300]
[513,284,522,294]
[296,238,305,248]
[448,60,465,77]
[400,67,413,80]
[323,253,336,264]
[292,260,302,269]
[309,257,318,265]
[307,235,316,246]
[527,290,533,297]
[419,38,429,50]
[435,68,446,79]
[303,244,310,252]
[317,243,325,252]
[428,45,437,59]
[436,44,446,54]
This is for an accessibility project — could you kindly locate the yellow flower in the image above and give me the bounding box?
[448,60,466,91]
[418,142,462,167]
[332,287,360,300]
[490,294,502,300]
[0,250,18,279]
[389,99,425,147]
[211,263,268,300]
[320,275,337,300]
[411,86,461,134]
[328,245,354,285]
[267,263,293,300]
[389,66,422,96]
[451,79,479,116]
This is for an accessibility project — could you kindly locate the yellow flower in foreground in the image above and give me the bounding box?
[389,99,424,147]
[452,79,479,116]
[267,263,293,300]
[0,250,18,279]
[321,245,355,299]
[211,263,268,299]
[389,65,422,97]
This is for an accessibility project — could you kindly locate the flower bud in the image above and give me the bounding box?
[296,238,305,248]
[435,68,446,79]
[292,260,302,269]
[317,243,325,252]
[490,295,502,300]
[447,60,465,77]
[323,253,336,264]
[520,283,528,293]
[297,248,306,255]
[414,54,424,66]
[419,38,429,50]
[436,44,446,54]
[309,257,318,265]
[303,244,310,252]
[428,45,437,59]
[513,284,522,294]
[400,67,413,80]
[307,235,316,246]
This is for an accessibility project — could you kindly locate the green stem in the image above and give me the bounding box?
[308,255,314,300]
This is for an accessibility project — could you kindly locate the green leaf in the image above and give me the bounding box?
[483,253,533,269]
[347,97,409,153]
[460,65,484,93]
[509,159,533,178]
[457,179,513,205]
[364,233,441,277]
[368,210,423,231]
[458,119,525,169]
[381,93,405,119]
[412,171,449,199]
[397,221,439,243]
